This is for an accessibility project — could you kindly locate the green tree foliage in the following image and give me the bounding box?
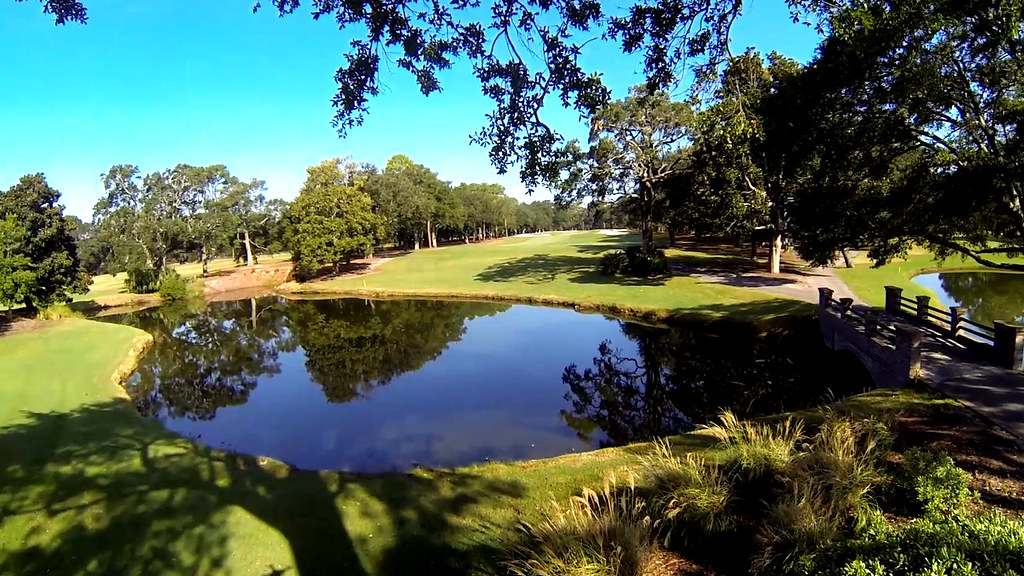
[0,174,88,310]
[93,163,277,275]
[95,164,182,274]
[780,0,1024,271]
[365,155,449,249]
[222,177,271,267]
[453,182,507,241]
[559,87,692,251]
[675,50,802,273]
[286,158,384,278]
[0,216,35,315]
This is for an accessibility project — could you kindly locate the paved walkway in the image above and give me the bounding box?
[671,262,861,305]
[914,325,1024,443]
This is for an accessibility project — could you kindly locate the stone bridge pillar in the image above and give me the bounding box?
[894,325,923,383]
[818,287,834,315]
[994,322,1024,371]
[885,286,903,315]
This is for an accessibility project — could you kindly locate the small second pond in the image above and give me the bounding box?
[913,272,1024,326]
[109,298,871,472]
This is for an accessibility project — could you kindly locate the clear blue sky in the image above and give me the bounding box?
[0,0,820,219]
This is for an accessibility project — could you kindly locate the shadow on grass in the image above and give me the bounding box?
[0,401,523,576]
[668,298,814,319]
[474,254,668,287]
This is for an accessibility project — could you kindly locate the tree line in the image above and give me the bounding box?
[286,154,610,277]
[0,152,611,309]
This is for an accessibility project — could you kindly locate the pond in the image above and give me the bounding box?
[913,272,1024,326]
[108,297,872,472]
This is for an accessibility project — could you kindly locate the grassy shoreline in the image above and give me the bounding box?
[280,285,814,322]
[282,231,812,321]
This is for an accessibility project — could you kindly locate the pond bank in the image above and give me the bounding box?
[2,318,1023,574]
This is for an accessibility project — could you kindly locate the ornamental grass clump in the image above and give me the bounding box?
[504,475,657,576]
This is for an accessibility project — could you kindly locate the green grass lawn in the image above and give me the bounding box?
[292,231,810,320]
[835,248,1024,307]
[0,319,951,575]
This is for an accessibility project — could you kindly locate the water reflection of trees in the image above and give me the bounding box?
[120,298,508,418]
[124,298,294,420]
[939,273,1024,325]
[287,299,508,402]
[563,319,870,446]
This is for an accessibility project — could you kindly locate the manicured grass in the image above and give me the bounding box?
[835,248,1024,307]
[291,231,811,320]
[0,319,950,575]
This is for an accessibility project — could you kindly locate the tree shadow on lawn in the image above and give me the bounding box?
[0,401,523,576]
[569,232,644,255]
[474,253,668,287]
[667,297,814,319]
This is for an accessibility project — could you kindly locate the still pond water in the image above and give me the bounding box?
[913,272,1024,325]
[110,298,870,472]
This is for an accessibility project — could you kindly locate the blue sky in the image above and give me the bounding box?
[0,0,820,219]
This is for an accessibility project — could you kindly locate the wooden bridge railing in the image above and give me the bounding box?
[884,286,1024,371]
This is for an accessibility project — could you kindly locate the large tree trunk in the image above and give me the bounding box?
[425,219,433,249]
[201,243,209,277]
[768,232,782,275]
[243,229,255,266]
[841,248,854,268]
[766,198,784,274]
[640,183,655,252]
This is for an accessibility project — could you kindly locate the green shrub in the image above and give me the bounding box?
[599,248,670,278]
[124,266,159,294]
[156,270,191,301]
[504,476,657,576]
[623,246,669,277]
[893,448,974,516]
[807,512,1024,576]
[600,251,629,276]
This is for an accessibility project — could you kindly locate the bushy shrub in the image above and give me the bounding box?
[157,270,191,301]
[808,512,1024,576]
[892,448,974,516]
[504,476,657,576]
[600,251,629,276]
[624,246,669,277]
[599,248,670,278]
[124,266,159,294]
